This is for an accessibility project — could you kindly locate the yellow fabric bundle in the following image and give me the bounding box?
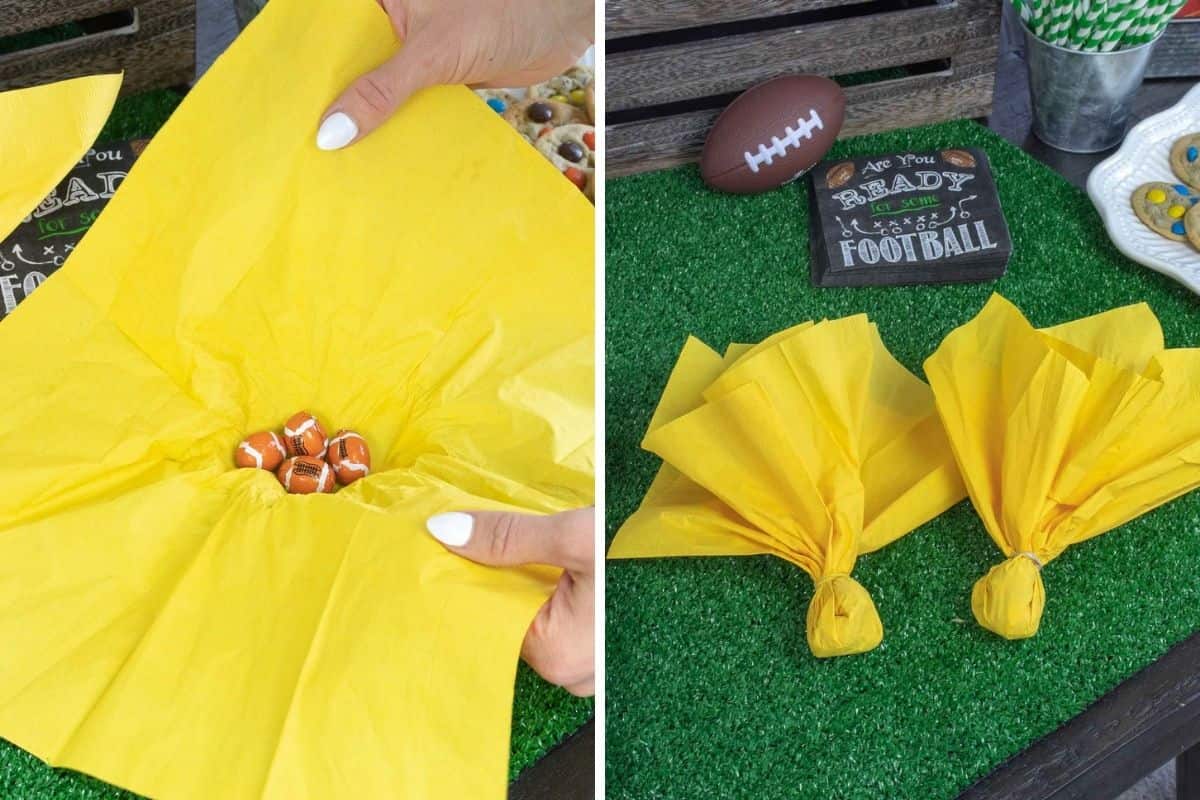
[0,74,121,238]
[609,316,965,657]
[0,0,592,798]
[925,294,1200,639]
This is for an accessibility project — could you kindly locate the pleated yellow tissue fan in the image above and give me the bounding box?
[609,315,965,657]
[0,0,591,798]
[925,294,1200,640]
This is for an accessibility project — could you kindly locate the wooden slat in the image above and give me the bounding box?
[609,0,999,111]
[0,0,136,38]
[1145,21,1200,79]
[0,0,194,95]
[607,0,875,38]
[608,59,997,176]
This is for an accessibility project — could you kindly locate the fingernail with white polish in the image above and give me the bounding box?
[316,112,358,151]
[426,512,474,547]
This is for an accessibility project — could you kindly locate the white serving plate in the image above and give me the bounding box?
[1087,82,1200,295]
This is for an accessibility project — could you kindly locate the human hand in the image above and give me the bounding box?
[317,0,594,150]
[425,507,595,696]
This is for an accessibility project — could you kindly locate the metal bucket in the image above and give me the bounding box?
[1022,20,1162,153]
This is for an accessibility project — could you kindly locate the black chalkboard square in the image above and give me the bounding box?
[809,147,1012,287]
[0,140,142,321]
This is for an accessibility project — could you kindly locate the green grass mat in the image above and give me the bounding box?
[606,118,1200,800]
[0,89,590,798]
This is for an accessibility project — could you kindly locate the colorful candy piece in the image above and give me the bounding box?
[1189,147,1198,163]
[569,88,586,106]
[1169,205,1187,219]
[1175,184,1191,196]
[527,102,554,123]
[563,167,587,190]
[1148,188,1167,203]
[486,97,506,113]
[558,141,585,162]
[1172,221,1187,236]
[549,93,568,103]
[583,130,595,150]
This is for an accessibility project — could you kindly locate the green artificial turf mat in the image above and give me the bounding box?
[605,118,1200,800]
[98,90,185,143]
[0,89,590,798]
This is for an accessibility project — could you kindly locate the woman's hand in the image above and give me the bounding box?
[425,508,594,696]
[317,0,593,150]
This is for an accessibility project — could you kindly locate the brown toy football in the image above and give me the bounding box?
[277,456,335,494]
[235,431,287,471]
[327,429,371,485]
[700,75,845,195]
[283,411,327,458]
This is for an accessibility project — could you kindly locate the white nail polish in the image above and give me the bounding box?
[426,512,473,547]
[316,112,358,151]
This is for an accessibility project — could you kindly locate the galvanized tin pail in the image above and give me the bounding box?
[1022,20,1162,153]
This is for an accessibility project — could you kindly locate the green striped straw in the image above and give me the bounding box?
[1015,0,1180,50]
[1069,0,1105,48]
[1099,1,1140,50]
[1047,0,1075,44]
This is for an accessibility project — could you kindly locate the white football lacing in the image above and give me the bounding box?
[743,109,824,174]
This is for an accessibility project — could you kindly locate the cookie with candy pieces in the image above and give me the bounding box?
[326,429,372,485]
[1130,182,1199,242]
[476,88,518,116]
[535,124,596,201]
[283,411,328,458]
[527,66,593,104]
[277,456,335,494]
[1169,133,1200,191]
[235,431,287,471]
[502,98,587,143]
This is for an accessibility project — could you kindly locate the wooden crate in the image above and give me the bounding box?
[607,0,1002,176]
[0,0,195,96]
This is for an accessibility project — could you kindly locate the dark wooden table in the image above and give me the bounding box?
[959,8,1200,800]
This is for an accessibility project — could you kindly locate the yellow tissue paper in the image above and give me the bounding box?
[0,0,591,798]
[609,316,965,657]
[0,74,120,241]
[925,294,1200,639]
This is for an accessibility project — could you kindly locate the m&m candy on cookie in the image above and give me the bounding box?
[235,431,287,471]
[1170,133,1200,191]
[277,456,335,494]
[327,429,372,485]
[283,411,328,458]
[1131,182,1199,242]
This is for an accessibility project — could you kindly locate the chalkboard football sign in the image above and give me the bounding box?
[809,147,1011,287]
[0,140,144,321]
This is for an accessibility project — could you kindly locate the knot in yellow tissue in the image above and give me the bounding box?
[806,574,884,658]
[971,554,1046,639]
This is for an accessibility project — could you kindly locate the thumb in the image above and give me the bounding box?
[425,509,592,573]
[316,44,444,151]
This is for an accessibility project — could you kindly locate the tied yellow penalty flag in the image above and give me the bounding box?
[0,0,593,798]
[609,316,964,658]
[926,294,1200,639]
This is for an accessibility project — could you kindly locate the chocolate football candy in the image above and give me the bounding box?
[277,456,335,494]
[326,429,371,485]
[283,411,328,458]
[700,75,845,195]
[235,431,287,471]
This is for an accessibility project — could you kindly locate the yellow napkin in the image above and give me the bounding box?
[925,294,1200,639]
[609,316,964,657]
[0,0,592,798]
[0,74,120,240]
